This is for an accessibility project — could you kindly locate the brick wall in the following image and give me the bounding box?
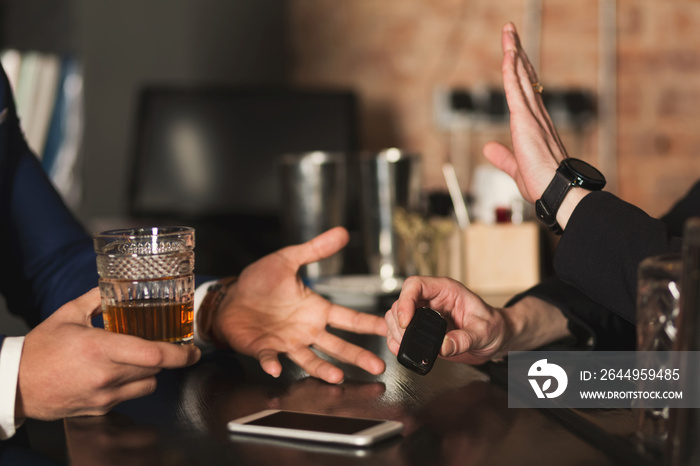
[288,0,700,217]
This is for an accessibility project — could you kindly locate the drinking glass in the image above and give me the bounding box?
[635,253,682,449]
[93,226,195,344]
[279,151,346,279]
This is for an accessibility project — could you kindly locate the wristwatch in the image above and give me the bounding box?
[535,158,606,234]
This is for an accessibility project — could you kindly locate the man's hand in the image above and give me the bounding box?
[17,289,201,420]
[385,277,510,365]
[211,227,388,384]
[385,276,572,365]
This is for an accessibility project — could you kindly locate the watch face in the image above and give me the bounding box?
[563,158,606,187]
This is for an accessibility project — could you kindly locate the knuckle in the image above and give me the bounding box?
[91,392,118,412]
[140,345,166,367]
[81,336,106,363]
[404,276,421,287]
[140,377,158,397]
[91,368,118,390]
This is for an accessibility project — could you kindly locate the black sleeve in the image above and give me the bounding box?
[659,180,700,237]
[507,276,636,350]
[553,191,685,324]
[507,181,700,348]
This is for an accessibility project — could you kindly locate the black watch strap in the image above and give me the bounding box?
[535,167,573,235]
[535,158,605,235]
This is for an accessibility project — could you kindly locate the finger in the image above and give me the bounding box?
[112,376,159,405]
[482,141,532,202]
[510,34,565,158]
[501,46,535,124]
[503,24,548,126]
[501,22,518,54]
[280,227,349,268]
[510,42,568,160]
[503,24,539,87]
[90,303,104,320]
[512,43,540,106]
[313,332,385,375]
[502,35,567,172]
[440,335,457,357]
[504,45,561,168]
[395,276,449,327]
[394,277,426,328]
[105,334,201,368]
[84,376,159,416]
[503,25,550,121]
[257,349,283,378]
[443,325,497,359]
[386,335,400,356]
[286,346,345,384]
[384,308,405,345]
[54,288,102,324]
[501,27,542,122]
[327,304,388,336]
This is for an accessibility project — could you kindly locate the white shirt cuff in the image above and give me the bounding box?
[194,280,218,348]
[0,281,218,441]
[0,336,25,440]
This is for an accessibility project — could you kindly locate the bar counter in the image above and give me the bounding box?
[37,326,658,466]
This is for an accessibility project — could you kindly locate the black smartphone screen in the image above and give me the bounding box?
[246,412,383,435]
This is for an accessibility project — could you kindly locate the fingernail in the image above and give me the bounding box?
[398,313,407,328]
[508,31,515,39]
[442,337,455,357]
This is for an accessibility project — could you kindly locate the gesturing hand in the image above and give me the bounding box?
[482,22,568,204]
[212,227,388,384]
[17,288,201,420]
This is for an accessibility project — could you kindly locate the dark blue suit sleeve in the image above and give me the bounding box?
[0,65,97,328]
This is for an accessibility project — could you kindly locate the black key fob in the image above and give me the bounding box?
[397,307,447,375]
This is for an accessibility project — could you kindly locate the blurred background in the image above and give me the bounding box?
[3,0,700,331]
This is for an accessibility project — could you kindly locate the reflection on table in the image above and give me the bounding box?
[60,327,639,466]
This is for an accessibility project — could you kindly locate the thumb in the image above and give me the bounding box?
[441,329,476,357]
[281,226,349,267]
[482,141,517,179]
[51,288,102,325]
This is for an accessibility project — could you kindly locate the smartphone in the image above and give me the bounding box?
[227,410,403,447]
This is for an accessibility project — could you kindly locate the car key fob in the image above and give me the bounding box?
[397,307,447,375]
